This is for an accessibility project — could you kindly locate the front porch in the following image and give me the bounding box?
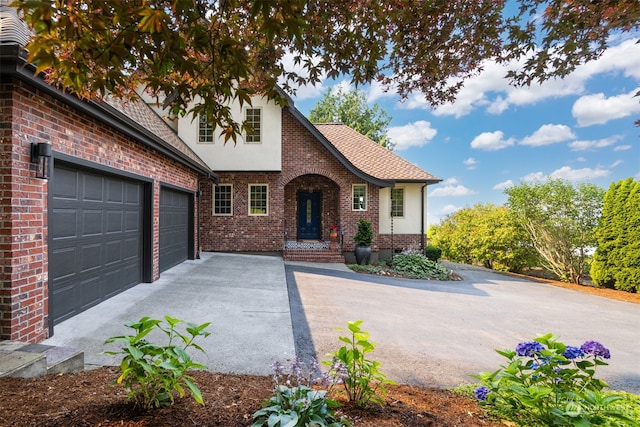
[282,240,345,263]
[283,174,345,263]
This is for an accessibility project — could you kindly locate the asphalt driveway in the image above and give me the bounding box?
[45,253,640,394]
[286,262,640,394]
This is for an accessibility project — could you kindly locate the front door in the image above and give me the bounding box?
[297,191,321,240]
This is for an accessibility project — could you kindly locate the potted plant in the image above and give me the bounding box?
[353,219,373,265]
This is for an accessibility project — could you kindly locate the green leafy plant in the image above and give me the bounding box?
[424,245,442,262]
[252,358,350,427]
[353,219,373,247]
[104,315,211,410]
[473,333,636,426]
[391,249,454,280]
[324,320,394,407]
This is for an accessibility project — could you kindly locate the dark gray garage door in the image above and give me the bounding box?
[159,187,190,272]
[49,164,144,325]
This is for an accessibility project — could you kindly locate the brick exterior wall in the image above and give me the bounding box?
[377,234,424,252]
[0,78,202,342]
[200,107,380,253]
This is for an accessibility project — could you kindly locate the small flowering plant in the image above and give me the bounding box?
[330,225,340,233]
[473,333,633,426]
[251,358,350,427]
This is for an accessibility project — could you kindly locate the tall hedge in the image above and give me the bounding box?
[591,178,640,292]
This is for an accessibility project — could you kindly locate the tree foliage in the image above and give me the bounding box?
[505,179,605,284]
[591,178,640,292]
[12,0,640,140]
[308,87,392,148]
[429,203,537,273]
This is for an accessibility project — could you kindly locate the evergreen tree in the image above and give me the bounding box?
[614,180,640,292]
[592,178,640,292]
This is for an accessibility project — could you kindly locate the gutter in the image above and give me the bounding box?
[1,44,217,180]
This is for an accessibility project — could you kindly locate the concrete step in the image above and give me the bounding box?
[0,340,84,378]
[283,249,345,263]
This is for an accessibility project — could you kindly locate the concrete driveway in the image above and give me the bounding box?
[45,253,640,393]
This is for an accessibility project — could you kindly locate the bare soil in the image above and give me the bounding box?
[0,366,502,426]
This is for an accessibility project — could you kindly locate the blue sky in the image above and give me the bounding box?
[287,36,640,227]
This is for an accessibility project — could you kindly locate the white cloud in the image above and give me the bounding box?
[470,131,515,151]
[430,184,477,197]
[442,177,460,185]
[568,135,624,151]
[610,160,623,168]
[387,121,437,150]
[463,157,479,170]
[550,166,611,181]
[523,166,611,182]
[522,172,547,182]
[614,145,632,151]
[572,88,640,127]
[493,180,514,190]
[280,52,327,100]
[413,38,640,118]
[520,124,576,147]
[441,204,462,215]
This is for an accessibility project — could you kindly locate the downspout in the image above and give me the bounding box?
[420,184,427,251]
[196,179,202,259]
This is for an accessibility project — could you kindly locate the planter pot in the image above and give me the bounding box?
[354,245,372,265]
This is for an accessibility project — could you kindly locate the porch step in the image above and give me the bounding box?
[0,340,84,378]
[283,249,345,263]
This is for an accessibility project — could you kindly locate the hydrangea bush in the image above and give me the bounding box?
[473,333,635,426]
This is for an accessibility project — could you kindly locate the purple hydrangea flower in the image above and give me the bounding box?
[563,346,585,360]
[580,341,611,359]
[516,341,545,357]
[474,386,490,401]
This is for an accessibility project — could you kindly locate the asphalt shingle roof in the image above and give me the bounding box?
[314,123,440,183]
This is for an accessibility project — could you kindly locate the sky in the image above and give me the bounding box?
[287,36,640,227]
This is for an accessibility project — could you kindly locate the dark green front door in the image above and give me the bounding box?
[297,191,321,240]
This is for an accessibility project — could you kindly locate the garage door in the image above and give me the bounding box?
[159,187,190,272]
[49,164,144,325]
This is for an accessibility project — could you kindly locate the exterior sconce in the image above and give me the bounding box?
[30,142,52,179]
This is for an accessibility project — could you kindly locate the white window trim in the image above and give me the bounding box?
[352,184,367,211]
[213,184,233,216]
[198,113,215,144]
[244,107,262,144]
[248,183,269,216]
[390,187,405,218]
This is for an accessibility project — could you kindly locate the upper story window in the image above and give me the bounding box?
[249,184,268,215]
[391,188,404,217]
[198,114,214,143]
[214,184,233,216]
[352,184,367,211]
[245,108,261,143]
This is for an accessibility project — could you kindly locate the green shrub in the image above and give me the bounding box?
[324,320,394,407]
[252,358,349,427]
[424,245,442,262]
[392,249,453,280]
[353,219,373,246]
[473,333,636,426]
[104,315,211,409]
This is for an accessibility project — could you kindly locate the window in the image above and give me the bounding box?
[214,184,233,215]
[352,184,367,211]
[198,114,214,143]
[245,108,261,143]
[249,184,268,215]
[391,188,404,217]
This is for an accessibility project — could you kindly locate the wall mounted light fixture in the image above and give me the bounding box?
[30,142,52,179]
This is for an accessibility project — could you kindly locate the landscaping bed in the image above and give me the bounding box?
[0,366,501,426]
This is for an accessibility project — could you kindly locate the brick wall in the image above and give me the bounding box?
[199,107,380,253]
[0,79,202,342]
